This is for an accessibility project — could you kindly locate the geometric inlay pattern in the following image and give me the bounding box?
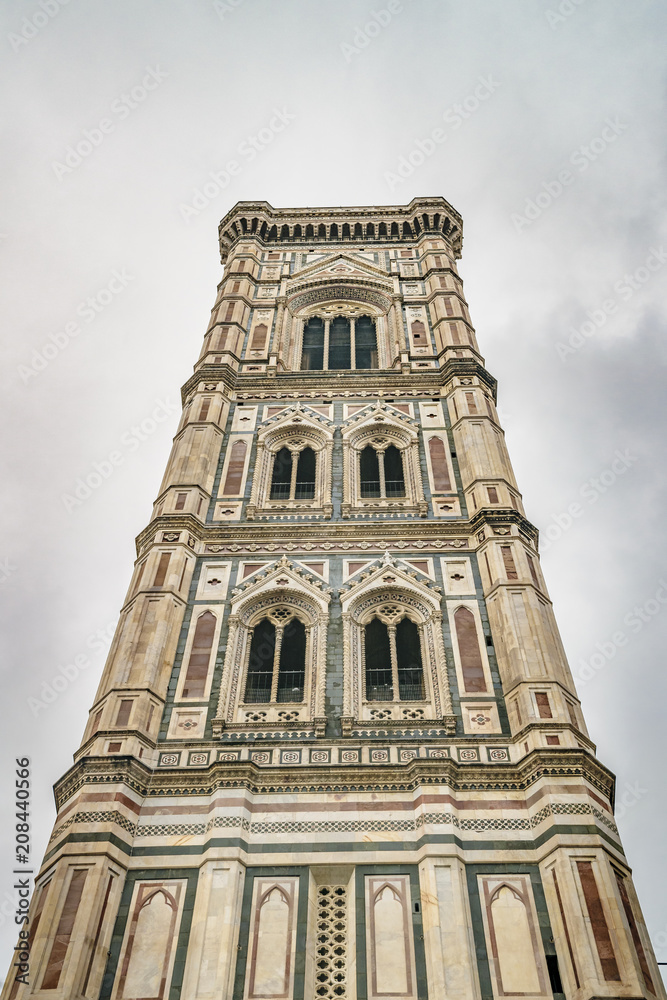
[315,885,348,998]
[49,800,618,842]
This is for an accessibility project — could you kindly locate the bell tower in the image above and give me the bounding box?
[4,198,662,1000]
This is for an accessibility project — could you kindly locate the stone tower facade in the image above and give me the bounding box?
[5,198,663,1000]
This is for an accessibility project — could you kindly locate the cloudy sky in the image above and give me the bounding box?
[1,0,666,984]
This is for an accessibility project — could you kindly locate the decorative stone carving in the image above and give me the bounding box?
[340,559,453,725]
[213,556,330,733]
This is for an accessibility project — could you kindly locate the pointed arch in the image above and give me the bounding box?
[214,560,331,729]
[360,446,380,497]
[383,444,405,497]
[278,617,306,701]
[365,617,393,700]
[355,314,377,369]
[329,315,351,369]
[250,322,268,352]
[222,439,247,495]
[182,610,217,698]
[244,618,275,702]
[428,436,452,491]
[270,447,293,499]
[295,447,315,498]
[454,606,487,692]
[243,611,307,705]
[301,316,325,369]
[396,617,424,700]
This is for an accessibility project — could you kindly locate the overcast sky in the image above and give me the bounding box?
[1,0,666,985]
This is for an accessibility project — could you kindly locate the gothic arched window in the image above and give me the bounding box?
[360,444,405,499]
[364,616,424,702]
[244,612,307,704]
[295,447,316,498]
[270,448,292,499]
[329,316,351,369]
[360,446,380,497]
[355,315,378,369]
[383,445,405,497]
[244,618,275,702]
[301,315,378,370]
[277,618,306,701]
[396,617,425,700]
[270,446,316,501]
[301,317,324,370]
[364,617,393,700]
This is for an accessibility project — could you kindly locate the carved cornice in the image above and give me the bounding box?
[180,359,498,405]
[134,513,472,555]
[470,509,540,548]
[134,509,540,560]
[53,748,615,810]
[217,197,464,262]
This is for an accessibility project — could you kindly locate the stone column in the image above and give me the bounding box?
[270,626,284,703]
[387,623,399,702]
[323,318,330,370]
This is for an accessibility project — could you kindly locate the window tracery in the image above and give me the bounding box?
[269,444,316,500]
[341,404,426,517]
[212,557,331,735]
[359,442,405,498]
[301,314,378,370]
[244,610,307,704]
[339,556,455,730]
[364,612,425,702]
[246,405,334,519]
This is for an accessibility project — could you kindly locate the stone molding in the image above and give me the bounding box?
[217,197,463,261]
[53,748,616,812]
